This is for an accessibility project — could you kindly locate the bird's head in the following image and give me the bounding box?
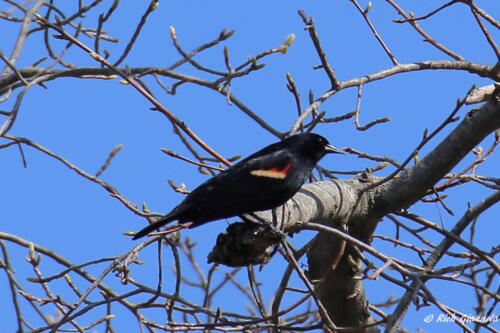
[287,132,344,163]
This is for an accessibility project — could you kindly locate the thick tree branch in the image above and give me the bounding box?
[376,95,500,214]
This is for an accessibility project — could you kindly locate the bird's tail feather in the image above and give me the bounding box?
[132,214,178,240]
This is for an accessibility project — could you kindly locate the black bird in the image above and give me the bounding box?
[133,132,343,239]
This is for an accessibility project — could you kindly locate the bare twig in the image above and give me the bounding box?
[298,10,340,89]
[387,0,465,60]
[350,0,398,65]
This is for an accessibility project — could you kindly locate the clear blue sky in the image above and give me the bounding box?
[1,1,498,332]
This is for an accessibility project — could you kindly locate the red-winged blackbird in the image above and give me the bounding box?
[133,133,343,239]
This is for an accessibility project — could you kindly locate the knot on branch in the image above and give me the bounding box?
[207,221,282,267]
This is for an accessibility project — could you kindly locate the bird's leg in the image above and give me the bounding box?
[240,213,285,238]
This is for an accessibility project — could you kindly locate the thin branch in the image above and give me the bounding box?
[470,4,500,61]
[281,240,337,332]
[361,85,473,192]
[387,0,465,60]
[3,134,154,219]
[353,83,391,131]
[113,0,159,67]
[34,17,232,166]
[386,190,500,333]
[1,0,44,76]
[350,0,398,65]
[298,10,340,89]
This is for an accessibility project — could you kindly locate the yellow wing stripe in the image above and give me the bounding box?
[250,163,291,179]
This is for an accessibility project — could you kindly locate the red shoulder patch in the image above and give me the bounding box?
[250,163,292,179]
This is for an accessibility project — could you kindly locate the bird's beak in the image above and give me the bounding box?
[325,144,345,155]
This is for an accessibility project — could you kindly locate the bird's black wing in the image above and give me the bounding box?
[173,148,310,226]
[132,148,296,239]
